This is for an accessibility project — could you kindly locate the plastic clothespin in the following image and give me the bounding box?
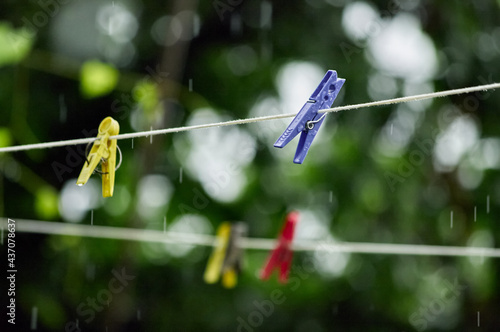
[274,70,345,164]
[76,117,120,197]
[204,222,248,288]
[204,222,231,285]
[221,222,247,288]
[260,211,300,283]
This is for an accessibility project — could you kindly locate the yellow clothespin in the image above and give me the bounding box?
[204,222,231,285]
[76,117,120,197]
[204,222,247,288]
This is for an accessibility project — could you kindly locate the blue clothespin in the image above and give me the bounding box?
[274,70,345,164]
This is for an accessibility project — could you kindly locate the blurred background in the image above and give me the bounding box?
[1,0,500,330]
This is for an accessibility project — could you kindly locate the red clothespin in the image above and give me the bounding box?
[260,211,299,283]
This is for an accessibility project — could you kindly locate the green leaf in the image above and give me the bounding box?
[0,22,34,67]
[80,60,119,98]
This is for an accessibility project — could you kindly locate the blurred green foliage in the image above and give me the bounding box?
[1,0,500,331]
[0,23,33,67]
[80,60,119,98]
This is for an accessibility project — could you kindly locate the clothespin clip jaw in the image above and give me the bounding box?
[204,222,247,289]
[274,70,345,164]
[76,117,120,197]
[260,211,299,283]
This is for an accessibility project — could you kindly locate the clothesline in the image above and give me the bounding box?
[0,82,499,153]
[3,218,500,258]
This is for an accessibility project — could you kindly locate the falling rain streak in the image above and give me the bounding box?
[31,306,38,330]
[193,15,200,37]
[261,1,272,29]
[230,13,242,36]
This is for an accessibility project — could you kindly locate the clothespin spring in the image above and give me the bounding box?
[84,142,123,175]
[306,113,328,130]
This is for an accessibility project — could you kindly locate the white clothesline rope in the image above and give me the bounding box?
[318,82,500,113]
[3,219,499,258]
[0,82,499,154]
